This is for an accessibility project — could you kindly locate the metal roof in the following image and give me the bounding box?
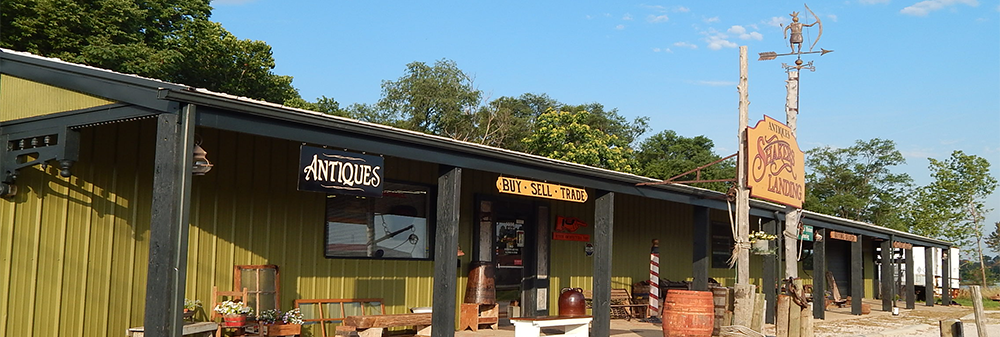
[0,48,953,248]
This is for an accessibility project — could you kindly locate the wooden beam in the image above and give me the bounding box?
[942,249,952,305]
[592,191,614,337]
[763,219,778,324]
[692,206,710,291]
[851,236,864,315]
[812,228,826,319]
[143,106,195,337]
[881,240,893,312]
[432,166,461,337]
[925,247,935,306]
[905,247,915,309]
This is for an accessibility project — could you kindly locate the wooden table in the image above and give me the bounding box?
[339,313,432,337]
[509,316,592,337]
[127,322,218,337]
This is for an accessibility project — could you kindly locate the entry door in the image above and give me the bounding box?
[494,219,527,290]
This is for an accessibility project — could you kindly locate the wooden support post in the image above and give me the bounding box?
[800,305,813,337]
[592,191,614,337]
[776,295,790,337]
[812,228,826,319]
[692,206,710,291]
[971,285,987,337]
[751,292,765,332]
[905,247,915,309]
[942,249,952,305]
[432,166,461,337]
[881,240,893,312]
[764,219,778,324]
[925,247,935,306]
[144,107,195,337]
[788,301,801,337]
[733,284,756,327]
[851,235,864,315]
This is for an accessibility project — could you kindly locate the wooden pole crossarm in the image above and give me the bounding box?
[636,152,738,187]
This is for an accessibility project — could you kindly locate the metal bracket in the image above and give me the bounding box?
[0,126,81,183]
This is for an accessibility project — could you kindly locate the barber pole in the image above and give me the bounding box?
[649,239,660,318]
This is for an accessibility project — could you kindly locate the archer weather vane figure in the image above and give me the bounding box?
[759,3,833,65]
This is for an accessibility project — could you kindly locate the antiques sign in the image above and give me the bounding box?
[298,145,383,197]
[747,115,805,208]
[496,176,588,203]
[828,231,858,242]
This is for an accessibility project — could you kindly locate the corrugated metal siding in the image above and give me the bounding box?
[0,75,114,122]
[0,120,154,337]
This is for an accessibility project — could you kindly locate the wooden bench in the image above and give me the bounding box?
[294,298,385,337]
[336,313,432,337]
[510,316,592,337]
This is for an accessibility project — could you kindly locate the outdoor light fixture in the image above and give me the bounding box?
[192,141,213,175]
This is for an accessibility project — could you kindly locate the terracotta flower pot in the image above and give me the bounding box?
[223,314,247,327]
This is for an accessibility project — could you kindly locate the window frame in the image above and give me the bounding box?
[323,180,436,260]
[234,264,280,314]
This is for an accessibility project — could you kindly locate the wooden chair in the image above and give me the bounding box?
[580,289,647,320]
[213,286,250,337]
[825,271,848,308]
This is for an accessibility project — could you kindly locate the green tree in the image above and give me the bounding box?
[911,150,997,285]
[1,0,299,104]
[521,110,637,173]
[635,130,734,192]
[376,59,482,135]
[803,139,914,230]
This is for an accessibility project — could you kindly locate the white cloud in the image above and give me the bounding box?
[764,16,788,27]
[648,15,670,22]
[704,16,720,23]
[859,0,891,4]
[727,25,763,41]
[623,13,633,21]
[901,0,979,16]
[653,47,674,53]
[705,35,738,50]
[827,14,839,22]
[697,80,738,86]
[615,24,626,30]
[643,5,668,12]
[676,6,690,12]
[673,41,698,49]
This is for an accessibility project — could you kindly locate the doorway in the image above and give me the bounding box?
[473,195,550,316]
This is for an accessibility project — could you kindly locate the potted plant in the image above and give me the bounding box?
[183,299,202,321]
[214,300,253,327]
[257,308,303,336]
[749,231,778,255]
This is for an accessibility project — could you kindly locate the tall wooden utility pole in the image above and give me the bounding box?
[737,46,751,284]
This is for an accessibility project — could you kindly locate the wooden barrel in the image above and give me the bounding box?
[463,261,496,304]
[662,290,714,337]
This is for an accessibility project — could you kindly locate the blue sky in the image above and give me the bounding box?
[209,1,1000,251]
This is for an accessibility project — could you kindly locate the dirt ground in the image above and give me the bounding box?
[775,298,998,337]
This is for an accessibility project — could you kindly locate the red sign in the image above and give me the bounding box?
[553,216,590,241]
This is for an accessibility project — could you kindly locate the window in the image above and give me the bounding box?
[325,181,432,259]
[711,221,734,268]
[235,265,279,314]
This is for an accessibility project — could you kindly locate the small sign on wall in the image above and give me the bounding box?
[553,216,590,242]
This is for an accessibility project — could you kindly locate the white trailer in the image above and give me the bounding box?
[912,246,960,293]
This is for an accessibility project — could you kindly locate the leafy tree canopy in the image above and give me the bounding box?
[910,150,997,246]
[1,0,300,104]
[803,138,914,230]
[521,110,637,173]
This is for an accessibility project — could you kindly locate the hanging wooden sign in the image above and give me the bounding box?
[893,241,913,249]
[746,115,805,208]
[828,231,858,242]
[496,176,588,203]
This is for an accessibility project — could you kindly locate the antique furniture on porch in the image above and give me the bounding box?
[337,313,433,337]
[294,298,385,337]
[212,286,256,337]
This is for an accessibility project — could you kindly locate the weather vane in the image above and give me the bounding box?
[758,3,833,71]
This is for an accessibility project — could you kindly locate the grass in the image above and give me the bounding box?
[951,286,1000,309]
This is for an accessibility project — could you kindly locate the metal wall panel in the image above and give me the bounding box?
[0,75,114,122]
